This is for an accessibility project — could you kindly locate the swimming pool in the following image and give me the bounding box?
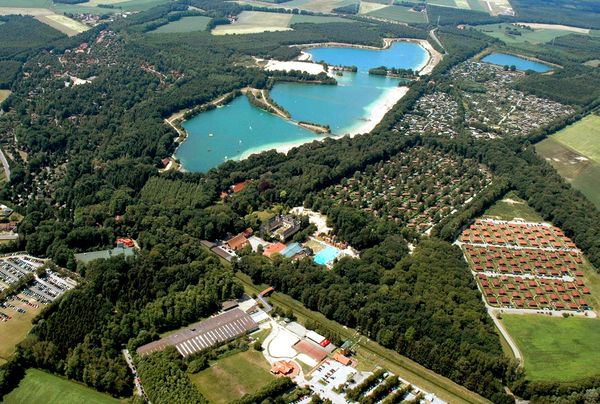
[313,246,341,266]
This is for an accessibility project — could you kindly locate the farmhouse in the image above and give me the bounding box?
[137,309,258,357]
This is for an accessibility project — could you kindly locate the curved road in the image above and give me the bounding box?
[488,308,523,365]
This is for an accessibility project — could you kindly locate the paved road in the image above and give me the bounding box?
[487,308,523,364]
[429,29,445,54]
[0,148,10,182]
[122,349,150,403]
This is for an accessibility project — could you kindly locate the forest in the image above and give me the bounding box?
[0,1,599,402]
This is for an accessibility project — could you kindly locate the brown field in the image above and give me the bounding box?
[0,294,44,361]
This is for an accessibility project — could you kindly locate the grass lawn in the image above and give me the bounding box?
[0,295,43,362]
[150,16,211,33]
[0,90,10,103]
[536,137,600,210]
[189,350,274,404]
[502,315,600,382]
[366,5,427,23]
[551,114,600,164]
[482,191,544,222]
[2,368,119,404]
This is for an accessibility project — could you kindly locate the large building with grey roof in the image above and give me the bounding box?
[136,308,258,357]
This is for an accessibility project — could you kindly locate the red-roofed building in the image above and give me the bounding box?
[231,181,247,193]
[226,234,249,251]
[263,242,286,258]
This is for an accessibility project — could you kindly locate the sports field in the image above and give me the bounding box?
[212,11,292,35]
[0,295,43,362]
[364,5,428,23]
[502,315,600,381]
[150,16,212,33]
[482,191,544,222]
[189,350,274,404]
[2,368,119,404]
[476,23,589,44]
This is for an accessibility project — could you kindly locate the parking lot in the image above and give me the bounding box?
[306,360,359,404]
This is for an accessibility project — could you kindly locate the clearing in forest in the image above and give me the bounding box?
[0,90,10,103]
[549,114,600,164]
[2,368,119,404]
[212,11,292,35]
[36,14,89,36]
[149,16,212,33]
[0,294,43,362]
[501,315,600,381]
[189,349,274,404]
[475,23,587,44]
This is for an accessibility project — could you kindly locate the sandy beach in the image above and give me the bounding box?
[264,60,326,75]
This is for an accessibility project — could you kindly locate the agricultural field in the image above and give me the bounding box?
[0,293,43,362]
[475,23,591,44]
[150,16,212,33]
[36,14,89,36]
[0,0,50,6]
[212,11,292,35]
[280,0,357,13]
[536,138,600,210]
[502,315,600,381]
[362,4,428,23]
[189,349,274,404]
[320,147,492,233]
[535,115,600,209]
[290,14,354,24]
[2,368,120,404]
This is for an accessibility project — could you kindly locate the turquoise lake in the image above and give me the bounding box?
[177,42,428,172]
[481,52,552,72]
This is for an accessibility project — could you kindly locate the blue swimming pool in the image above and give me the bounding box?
[313,246,341,266]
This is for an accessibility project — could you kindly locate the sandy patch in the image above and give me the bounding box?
[359,1,387,14]
[267,327,299,359]
[501,198,524,205]
[519,23,590,34]
[264,60,326,75]
[290,207,332,234]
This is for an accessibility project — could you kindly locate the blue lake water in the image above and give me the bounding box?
[481,52,552,72]
[177,42,428,172]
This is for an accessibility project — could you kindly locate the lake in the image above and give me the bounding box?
[481,52,553,72]
[177,41,428,172]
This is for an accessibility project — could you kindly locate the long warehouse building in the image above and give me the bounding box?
[137,308,258,357]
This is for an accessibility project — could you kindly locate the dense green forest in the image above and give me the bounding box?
[510,0,600,30]
[0,0,599,403]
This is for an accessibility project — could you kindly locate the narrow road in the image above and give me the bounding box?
[0,148,10,182]
[487,308,523,364]
[122,349,150,403]
[429,28,445,54]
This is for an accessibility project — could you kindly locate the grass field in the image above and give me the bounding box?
[502,315,600,381]
[359,1,387,14]
[36,14,89,36]
[551,115,600,164]
[536,137,600,210]
[212,11,292,35]
[3,368,119,404]
[0,90,10,103]
[150,16,211,33]
[290,14,354,24]
[234,272,489,404]
[0,295,43,362]
[476,23,587,44]
[0,0,50,6]
[189,350,274,404]
[365,5,427,23]
[482,191,544,222]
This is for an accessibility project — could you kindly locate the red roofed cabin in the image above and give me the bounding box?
[333,352,352,366]
[226,234,249,251]
[116,238,135,248]
[231,181,247,193]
